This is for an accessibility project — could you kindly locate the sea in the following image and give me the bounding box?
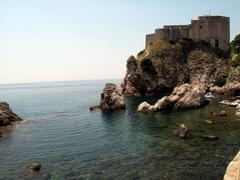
[0,80,239,180]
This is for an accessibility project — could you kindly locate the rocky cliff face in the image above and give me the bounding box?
[0,102,22,126]
[122,39,237,97]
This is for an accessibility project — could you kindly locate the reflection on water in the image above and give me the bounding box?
[0,81,240,179]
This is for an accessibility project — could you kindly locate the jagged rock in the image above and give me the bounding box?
[211,82,240,96]
[89,105,101,111]
[27,163,42,172]
[170,83,208,110]
[0,102,22,126]
[92,83,126,111]
[224,82,240,96]
[174,124,191,139]
[137,83,208,112]
[152,96,171,110]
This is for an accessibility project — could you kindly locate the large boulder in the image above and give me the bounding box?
[0,102,22,126]
[137,102,152,112]
[224,151,240,180]
[99,83,126,110]
[137,83,208,112]
[171,83,208,110]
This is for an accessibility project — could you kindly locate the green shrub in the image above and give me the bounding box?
[231,34,240,54]
[140,58,155,72]
[231,54,240,67]
[137,50,145,56]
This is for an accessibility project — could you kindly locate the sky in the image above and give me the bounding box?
[0,0,239,84]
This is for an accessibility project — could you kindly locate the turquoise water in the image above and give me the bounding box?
[0,80,240,180]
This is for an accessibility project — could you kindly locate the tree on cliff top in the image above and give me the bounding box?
[230,34,240,67]
[231,34,240,54]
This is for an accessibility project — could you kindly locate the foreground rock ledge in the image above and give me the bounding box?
[90,83,126,111]
[224,151,240,180]
[0,102,22,126]
[138,83,208,112]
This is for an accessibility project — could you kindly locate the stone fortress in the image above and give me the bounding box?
[146,15,230,52]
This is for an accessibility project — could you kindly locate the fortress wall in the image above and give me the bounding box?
[145,16,230,51]
[191,16,230,51]
[146,33,156,47]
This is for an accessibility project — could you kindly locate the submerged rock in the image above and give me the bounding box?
[201,135,219,140]
[219,110,228,117]
[0,102,22,126]
[27,163,42,172]
[91,83,126,111]
[204,120,213,124]
[174,124,191,139]
[211,110,228,117]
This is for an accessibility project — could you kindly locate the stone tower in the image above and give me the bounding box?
[145,15,230,52]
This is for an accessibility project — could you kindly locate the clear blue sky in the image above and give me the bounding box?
[0,0,239,84]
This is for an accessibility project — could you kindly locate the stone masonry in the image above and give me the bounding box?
[146,15,230,52]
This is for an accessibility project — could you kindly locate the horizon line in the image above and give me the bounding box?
[0,78,123,86]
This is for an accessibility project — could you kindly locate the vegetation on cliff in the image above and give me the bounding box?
[230,34,240,67]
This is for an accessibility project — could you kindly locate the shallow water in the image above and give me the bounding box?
[0,80,240,180]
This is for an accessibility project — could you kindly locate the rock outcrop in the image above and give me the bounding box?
[27,163,42,172]
[91,83,126,111]
[138,83,208,112]
[224,151,240,180]
[211,66,240,96]
[121,39,240,111]
[0,102,22,126]
[122,39,230,97]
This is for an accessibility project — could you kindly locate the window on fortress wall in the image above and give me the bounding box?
[215,39,219,49]
[200,26,202,29]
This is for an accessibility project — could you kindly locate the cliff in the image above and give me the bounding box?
[122,39,240,98]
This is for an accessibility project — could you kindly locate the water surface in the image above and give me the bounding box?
[0,80,240,180]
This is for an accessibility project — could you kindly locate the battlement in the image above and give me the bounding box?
[146,15,230,52]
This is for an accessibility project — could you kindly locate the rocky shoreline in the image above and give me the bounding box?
[0,102,22,127]
[93,39,240,111]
